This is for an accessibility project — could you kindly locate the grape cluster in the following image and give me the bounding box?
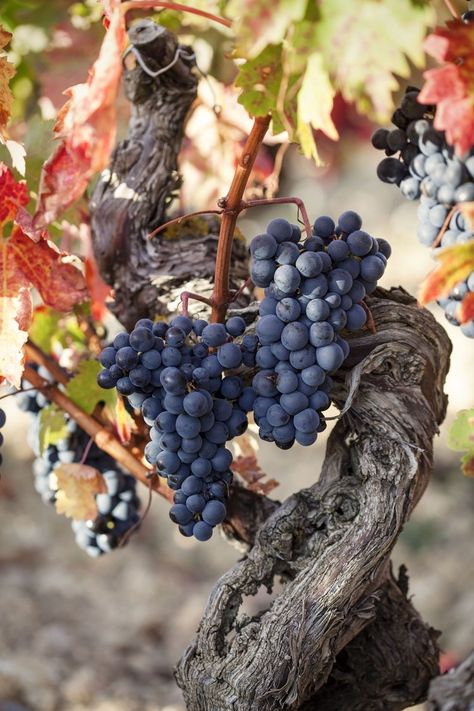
[98,316,254,542]
[0,406,5,467]
[18,379,141,557]
[250,214,391,447]
[372,86,474,337]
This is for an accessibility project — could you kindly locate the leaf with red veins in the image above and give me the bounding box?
[0,163,29,226]
[34,1,127,228]
[419,21,474,155]
[9,227,89,311]
[0,289,33,388]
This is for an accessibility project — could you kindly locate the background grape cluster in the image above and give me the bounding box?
[17,372,141,557]
[97,213,391,542]
[249,214,390,447]
[372,86,474,338]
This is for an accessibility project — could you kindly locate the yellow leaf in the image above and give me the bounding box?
[54,463,107,521]
[298,52,339,142]
[419,242,474,305]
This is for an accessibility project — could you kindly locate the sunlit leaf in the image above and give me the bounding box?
[54,462,107,520]
[38,404,69,454]
[418,21,474,156]
[419,242,474,304]
[66,358,116,414]
[297,52,338,155]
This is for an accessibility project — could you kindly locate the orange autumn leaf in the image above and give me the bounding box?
[34,0,127,228]
[0,289,33,388]
[458,291,474,324]
[419,242,474,305]
[53,463,107,520]
[418,21,474,155]
[0,27,14,138]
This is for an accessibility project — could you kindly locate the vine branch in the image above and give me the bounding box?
[211,114,271,322]
[22,366,173,502]
[122,0,232,28]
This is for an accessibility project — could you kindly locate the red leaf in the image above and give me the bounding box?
[34,0,127,227]
[0,163,29,225]
[419,22,474,155]
[9,227,89,311]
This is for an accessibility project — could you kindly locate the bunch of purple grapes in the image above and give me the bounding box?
[17,380,141,557]
[372,86,474,338]
[98,316,255,541]
[250,213,391,447]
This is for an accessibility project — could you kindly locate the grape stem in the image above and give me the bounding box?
[22,365,173,502]
[432,205,457,249]
[147,210,223,239]
[150,116,313,322]
[211,115,271,322]
[180,290,213,316]
[240,197,313,238]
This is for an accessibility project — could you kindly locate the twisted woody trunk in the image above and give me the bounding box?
[90,19,463,711]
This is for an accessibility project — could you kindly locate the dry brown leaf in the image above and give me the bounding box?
[54,463,107,521]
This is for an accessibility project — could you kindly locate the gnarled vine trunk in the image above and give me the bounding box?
[175,288,450,710]
[90,19,455,711]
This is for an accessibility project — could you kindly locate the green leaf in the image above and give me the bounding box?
[226,0,307,58]
[66,359,116,415]
[236,44,283,117]
[314,0,435,122]
[38,404,69,455]
[29,307,61,352]
[447,409,474,478]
